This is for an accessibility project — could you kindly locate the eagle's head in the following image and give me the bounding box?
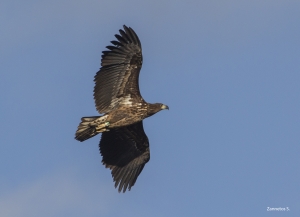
[147,103,169,117]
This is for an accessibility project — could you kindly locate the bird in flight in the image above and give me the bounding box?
[75,25,169,192]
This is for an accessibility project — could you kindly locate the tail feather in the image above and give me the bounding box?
[75,116,100,142]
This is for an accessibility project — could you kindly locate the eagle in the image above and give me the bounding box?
[75,25,169,193]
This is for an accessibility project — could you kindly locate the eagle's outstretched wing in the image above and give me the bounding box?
[99,121,150,193]
[94,25,143,114]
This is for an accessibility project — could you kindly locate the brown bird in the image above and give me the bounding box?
[75,25,168,192]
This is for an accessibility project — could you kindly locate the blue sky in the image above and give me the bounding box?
[1,0,300,216]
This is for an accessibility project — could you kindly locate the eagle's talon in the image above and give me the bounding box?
[95,122,110,133]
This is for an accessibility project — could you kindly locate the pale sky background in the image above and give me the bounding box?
[1,1,300,216]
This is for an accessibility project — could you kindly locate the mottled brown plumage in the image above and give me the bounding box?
[75,25,168,192]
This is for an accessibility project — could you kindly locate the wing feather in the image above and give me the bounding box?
[114,34,128,44]
[119,29,132,43]
[94,25,143,113]
[110,40,122,47]
[99,121,150,193]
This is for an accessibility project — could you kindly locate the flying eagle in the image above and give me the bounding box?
[75,25,169,193]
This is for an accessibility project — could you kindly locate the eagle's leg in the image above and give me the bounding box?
[95,122,110,133]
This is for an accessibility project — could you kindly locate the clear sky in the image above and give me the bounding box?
[1,1,300,216]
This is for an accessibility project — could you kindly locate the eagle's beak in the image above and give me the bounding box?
[161,104,169,110]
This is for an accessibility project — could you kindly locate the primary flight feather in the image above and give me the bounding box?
[75,25,168,193]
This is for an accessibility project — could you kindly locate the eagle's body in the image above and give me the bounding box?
[75,25,168,192]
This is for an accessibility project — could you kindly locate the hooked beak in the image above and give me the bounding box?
[161,104,169,110]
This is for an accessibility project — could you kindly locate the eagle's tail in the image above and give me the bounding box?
[75,116,102,142]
